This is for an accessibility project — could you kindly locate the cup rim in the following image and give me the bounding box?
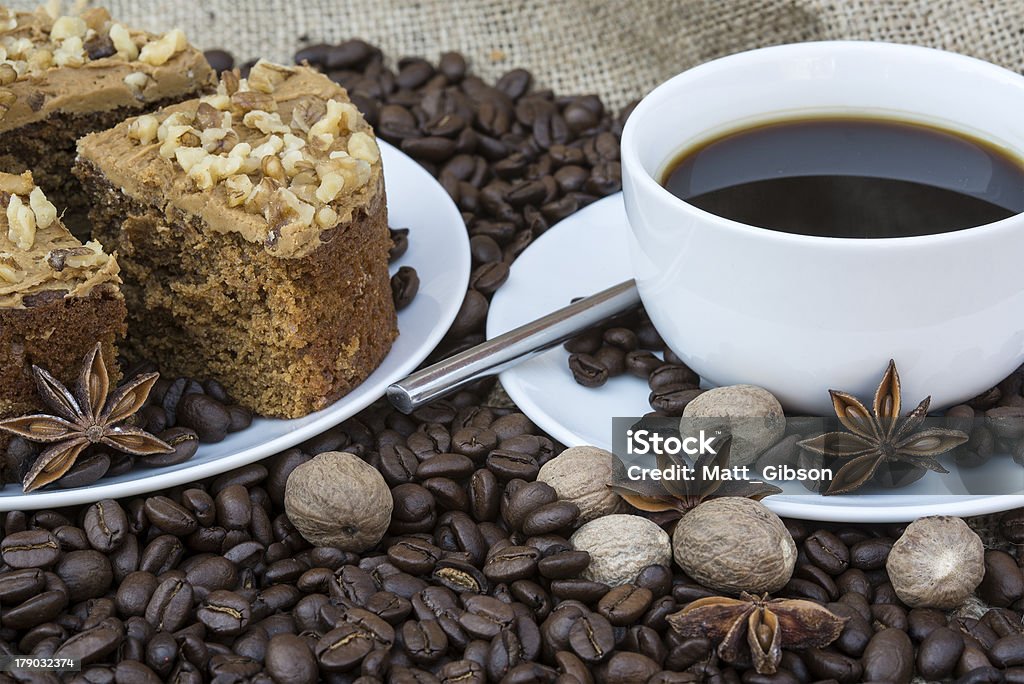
[620,40,1024,247]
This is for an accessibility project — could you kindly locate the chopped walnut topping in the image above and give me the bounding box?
[224,174,253,207]
[0,262,21,283]
[138,28,187,66]
[53,35,85,67]
[0,63,16,86]
[247,60,293,93]
[231,90,275,113]
[316,205,339,228]
[6,193,35,250]
[29,186,56,229]
[123,71,151,98]
[348,131,380,163]
[243,110,290,135]
[0,89,14,120]
[108,23,138,60]
[50,15,86,40]
[125,65,381,251]
[65,241,110,269]
[128,114,159,144]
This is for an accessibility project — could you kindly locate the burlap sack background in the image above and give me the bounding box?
[9,0,1024,109]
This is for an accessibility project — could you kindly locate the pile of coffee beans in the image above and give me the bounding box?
[0,42,1015,684]
[3,380,1024,683]
[562,306,706,416]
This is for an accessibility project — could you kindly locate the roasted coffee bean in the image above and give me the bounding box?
[392,266,420,309]
[82,499,129,552]
[648,364,699,390]
[2,529,61,568]
[596,584,652,627]
[804,530,850,575]
[139,428,199,467]
[144,496,198,536]
[484,545,540,582]
[402,619,448,664]
[53,620,123,666]
[991,634,1024,667]
[459,594,515,639]
[145,578,193,632]
[436,511,486,565]
[979,550,1024,607]
[569,353,609,388]
[215,484,252,530]
[538,550,591,580]
[648,386,702,415]
[551,579,610,604]
[55,451,111,488]
[918,627,965,680]
[56,550,113,601]
[849,537,891,570]
[3,590,67,630]
[389,539,443,575]
[0,568,45,605]
[502,480,557,530]
[861,627,913,683]
[521,501,579,535]
[197,590,251,636]
[567,611,614,663]
[804,647,863,683]
[417,453,474,480]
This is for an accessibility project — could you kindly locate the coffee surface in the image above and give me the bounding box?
[662,118,1024,238]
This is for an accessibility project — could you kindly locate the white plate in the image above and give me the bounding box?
[488,193,1024,522]
[0,141,470,511]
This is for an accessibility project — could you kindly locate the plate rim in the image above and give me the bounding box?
[490,192,1024,522]
[0,140,469,510]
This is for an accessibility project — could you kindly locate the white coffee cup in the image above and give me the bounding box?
[620,41,1024,414]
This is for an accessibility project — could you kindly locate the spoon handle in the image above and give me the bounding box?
[386,279,640,413]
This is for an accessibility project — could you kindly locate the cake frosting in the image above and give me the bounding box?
[0,5,213,133]
[0,170,120,308]
[77,61,384,259]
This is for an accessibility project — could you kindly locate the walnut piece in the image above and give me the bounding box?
[108,23,138,60]
[127,114,159,144]
[137,28,187,67]
[6,193,35,250]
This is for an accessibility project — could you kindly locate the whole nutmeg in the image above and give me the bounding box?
[681,385,784,465]
[536,445,625,523]
[570,514,671,586]
[284,451,392,552]
[886,515,983,609]
[673,497,795,594]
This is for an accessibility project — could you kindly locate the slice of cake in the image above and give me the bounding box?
[0,170,126,420]
[76,61,398,419]
[0,4,213,234]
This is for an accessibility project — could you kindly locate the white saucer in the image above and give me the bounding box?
[0,141,470,511]
[487,193,1024,522]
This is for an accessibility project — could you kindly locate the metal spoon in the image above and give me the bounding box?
[386,279,640,413]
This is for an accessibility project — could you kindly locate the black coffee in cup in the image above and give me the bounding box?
[662,117,1024,238]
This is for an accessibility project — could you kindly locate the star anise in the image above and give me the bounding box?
[0,343,172,492]
[798,360,968,496]
[608,433,781,523]
[667,592,847,675]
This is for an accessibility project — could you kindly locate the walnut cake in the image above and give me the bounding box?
[0,170,126,421]
[75,62,398,419]
[0,4,213,234]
